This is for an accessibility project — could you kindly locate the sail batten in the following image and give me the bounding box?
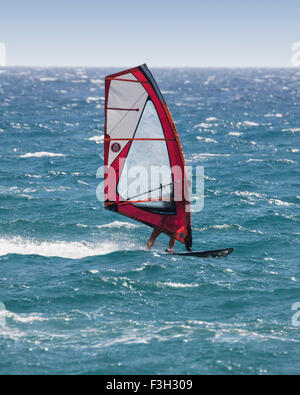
[104,64,192,249]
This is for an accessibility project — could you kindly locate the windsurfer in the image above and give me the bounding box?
[146,227,176,253]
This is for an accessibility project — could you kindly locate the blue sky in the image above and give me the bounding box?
[0,0,299,67]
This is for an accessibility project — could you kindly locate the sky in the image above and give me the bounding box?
[0,0,299,67]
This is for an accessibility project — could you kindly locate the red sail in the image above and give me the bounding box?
[104,64,192,249]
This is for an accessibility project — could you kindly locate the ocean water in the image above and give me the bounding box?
[0,67,299,375]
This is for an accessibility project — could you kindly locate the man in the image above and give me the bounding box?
[146,227,176,254]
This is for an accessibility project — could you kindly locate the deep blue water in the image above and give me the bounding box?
[0,67,299,375]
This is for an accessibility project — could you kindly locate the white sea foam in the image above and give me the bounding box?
[264,113,283,118]
[194,123,212,129]
[247,158,264,163]
[96,221,141,230]
[39,77,57,82]
[276,159,297,164]
[194,224,232,233]
[0,237,119,259]
[88,135,104,144]
[48,171,66,176]
[228,132,243,137]
[89,270,99,274]
[237,121,260,127]
[199,153,230,157]
[77,180,89,186]
[86,96,103,104]
[161,90,176,94]
[25,174,42,179]
[213,328,285,344]
[235,191,266,199]
[7,312,47,323]
[90,79,104,85]
[200,224,234,232]
[212,224,232,230]
[158,282,199,288]
[20,152,66,158]
[196,136,217,143]
[188,153,230,162]
[264,257,275,262]
[268,199,291,207]
[282,128,300,133]
[204,176,217,181]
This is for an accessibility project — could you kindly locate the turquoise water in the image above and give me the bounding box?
[0,67,299,375]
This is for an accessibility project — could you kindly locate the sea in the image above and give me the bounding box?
[0,67,299,375]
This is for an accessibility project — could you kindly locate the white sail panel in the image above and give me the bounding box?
[107,73,148,166]
[114,73,137,81]
[135,100,165,139]
[118,100,173,209]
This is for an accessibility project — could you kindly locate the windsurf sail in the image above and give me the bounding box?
[104,64,192,250]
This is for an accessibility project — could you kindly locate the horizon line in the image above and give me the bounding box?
[1,65,299,69]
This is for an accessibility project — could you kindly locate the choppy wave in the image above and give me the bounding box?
[88,135,104,144]
[228,132,243,137]
[282,128,300,133]
[237,121,260,127]
[158,282,200,289]
[276,159,297,165]
[0,237,119,259]
[39,77,58,82]
[188,153,230,162]
[264,113,283,118]
[7,311,48,323]
[75,221,142,231]
[20,152,66,158]
[194,122,212,128]
[96,221,141,230]
[268,199,291,207]
[193,223,263,235]
[86,96,104,104]
[247,158,264,163]
[196,136,218,143]
[90,79,104,85]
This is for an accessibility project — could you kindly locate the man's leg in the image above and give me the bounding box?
[167,236,176,253]
[146,228,161,250]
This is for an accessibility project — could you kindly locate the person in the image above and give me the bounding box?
[146,227,176,254]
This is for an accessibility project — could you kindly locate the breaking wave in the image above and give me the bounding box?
[0,237,120,259]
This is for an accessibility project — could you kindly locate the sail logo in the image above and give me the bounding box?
[291,42,300,66]
[111,143,121,153]
[0,302,6,328]
[292,303,300,327]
